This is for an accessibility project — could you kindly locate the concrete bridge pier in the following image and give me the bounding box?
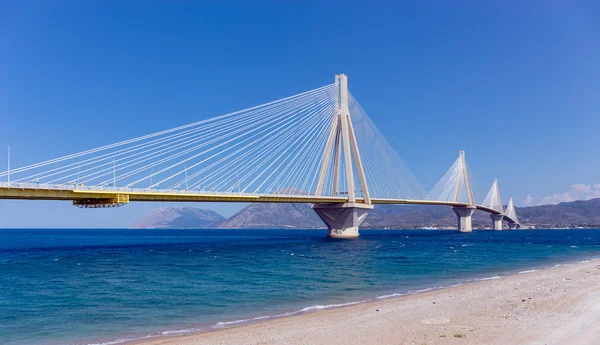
[452,207,476,232]
[312,203,373,239]
[490,214,504,231]
[508,223,520,230]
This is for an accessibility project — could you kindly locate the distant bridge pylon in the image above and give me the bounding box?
[0,74,520,236]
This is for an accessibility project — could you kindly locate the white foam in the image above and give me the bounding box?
[161,327,203,335]
[519,270,536,274]
[86,335,153,345]
[449,283,465,288]
[298,300,365,312]
[377,293,406,299]
[415,287,435,293]
[214,318,252,328]
[377,284,463,300]
[476,276,501,281]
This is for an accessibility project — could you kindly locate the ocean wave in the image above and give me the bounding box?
[472,276,501,281]
[161,327,205,335]
[298,300,365,312]
[414,287,435,293]
[211,302,365,330]
[377,283,464,300]
[377,292,406,299]
[86,335,153,345]
[519,269,536,274]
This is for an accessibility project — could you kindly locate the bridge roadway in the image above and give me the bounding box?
[0,184,518,225]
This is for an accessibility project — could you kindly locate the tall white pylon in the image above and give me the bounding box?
[483,178,504,213]
[312,74,373,239]
[505,197,520,226]
[316,74,370,204]
[456,151,475,206]
[425,150,475,206]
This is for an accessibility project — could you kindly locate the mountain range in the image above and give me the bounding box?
[130,198,600,229]
[130,207,225,229]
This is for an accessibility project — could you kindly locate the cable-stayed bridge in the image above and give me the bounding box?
[0,74,520,237]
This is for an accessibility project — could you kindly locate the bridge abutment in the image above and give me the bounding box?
[312,203,373,239]
[490,214,504,231]
[452,207,476,232]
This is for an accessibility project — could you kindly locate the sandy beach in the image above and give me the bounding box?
[129,259,600,345]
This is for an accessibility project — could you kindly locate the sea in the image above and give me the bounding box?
[1,229,600,345]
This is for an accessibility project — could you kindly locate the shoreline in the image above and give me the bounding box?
[116,257,600,345]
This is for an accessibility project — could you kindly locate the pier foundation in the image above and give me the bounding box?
[312,203,373,239]
[491,214,504,231]
[453,207,476,232]
[508,223,520,230]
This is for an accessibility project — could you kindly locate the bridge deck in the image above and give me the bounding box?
[0,185,517,224]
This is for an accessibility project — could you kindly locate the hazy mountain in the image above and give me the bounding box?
[212,203,502,229]
[518,198,600,228]
[130,207,225,229]
[362,204,493,229]
[131,198,600,229]
[211,203,324,229]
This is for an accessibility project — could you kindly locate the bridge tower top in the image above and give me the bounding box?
[505,197,520,225]
[456,150,476,206]
[315,74,370,204]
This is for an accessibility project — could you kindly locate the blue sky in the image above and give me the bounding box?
[1,1,599,227]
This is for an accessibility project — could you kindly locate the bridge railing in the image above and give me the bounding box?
[0,181,339,199]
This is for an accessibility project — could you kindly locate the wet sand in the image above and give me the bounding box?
[131,259,600,345]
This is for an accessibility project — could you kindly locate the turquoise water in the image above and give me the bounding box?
[1,229,599,345]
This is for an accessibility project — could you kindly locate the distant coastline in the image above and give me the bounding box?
[130,197,600,230]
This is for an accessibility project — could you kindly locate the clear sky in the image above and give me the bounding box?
[1,1,599,227]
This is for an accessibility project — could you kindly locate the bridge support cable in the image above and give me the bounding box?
[482,178,505,230]
[482,179,505,213]
[315,91,427,201]
[312,74,377,238]
[1,83,341,198]
[348,94,427,200]
[425,151,476,206]
[315,74,372,203]
[173,98,334,193]
[3,84,333,180]
[427,151,477,232]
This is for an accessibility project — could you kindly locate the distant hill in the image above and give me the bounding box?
[131,198,600,229]
[211,203,509,229]
[518,198,600,228]
[130,207,225,229]
[211,203,323,229]
[362,204,492,229]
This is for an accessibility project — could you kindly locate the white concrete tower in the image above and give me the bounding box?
[313,74,373,238]
[451,151,477,232]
